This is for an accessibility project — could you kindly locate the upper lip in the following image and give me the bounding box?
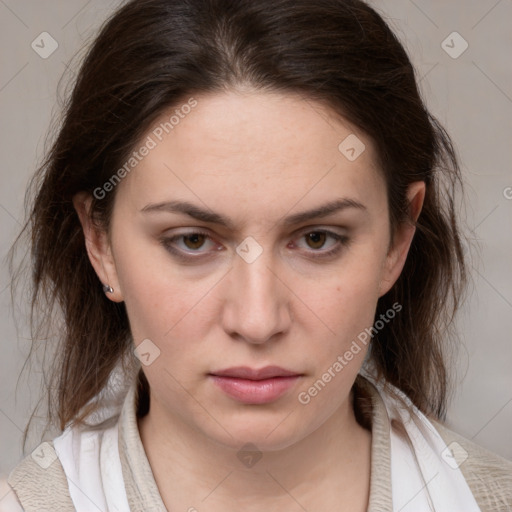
[209,366,301,380]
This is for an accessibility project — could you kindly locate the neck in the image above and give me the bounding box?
[138,387,372,511]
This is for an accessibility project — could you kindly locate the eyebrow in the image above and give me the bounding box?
[140,198,367,229]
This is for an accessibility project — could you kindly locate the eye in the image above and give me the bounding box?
[160,228,349,262]
[292,229,349,259]
[160,230,220,260]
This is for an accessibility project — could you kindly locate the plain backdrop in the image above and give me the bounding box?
[0,0,511,475]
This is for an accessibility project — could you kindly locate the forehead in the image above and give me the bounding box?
[115,90,387,219]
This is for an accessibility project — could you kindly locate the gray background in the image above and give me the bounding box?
[1,0,511,476]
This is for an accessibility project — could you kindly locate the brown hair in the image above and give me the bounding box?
[11,0,467,437]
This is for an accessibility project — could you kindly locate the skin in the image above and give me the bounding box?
[74,90,425,511]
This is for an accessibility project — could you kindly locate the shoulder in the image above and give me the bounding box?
[432,418,512,511]
[5,440,74,512]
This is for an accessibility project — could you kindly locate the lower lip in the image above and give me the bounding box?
[209,375,301,404]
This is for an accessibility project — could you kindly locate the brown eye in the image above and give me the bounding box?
[293,229,350,260]
[305,232,327,250]
[182,233,207,250]
[160,230,218,261]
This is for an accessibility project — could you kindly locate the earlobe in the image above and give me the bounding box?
[72,192,124,302]
[378,181,426,297]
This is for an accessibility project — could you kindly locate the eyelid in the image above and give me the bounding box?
[294,224,347,238]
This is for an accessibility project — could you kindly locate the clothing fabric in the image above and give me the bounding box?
[5,371,512,511]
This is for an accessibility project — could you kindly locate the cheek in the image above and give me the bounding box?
[304,248,384,327]
[293,245,385,377]
[293,266,380,413]
[119,266,213,349]
[111,241,231,396]
[110,228,205,345]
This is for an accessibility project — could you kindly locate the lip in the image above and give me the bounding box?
[209,366,303,404]
[210,366,300,380]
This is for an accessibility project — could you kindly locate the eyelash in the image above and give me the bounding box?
[159,229,350,262]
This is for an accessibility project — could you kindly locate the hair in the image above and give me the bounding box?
[11,0,467,438]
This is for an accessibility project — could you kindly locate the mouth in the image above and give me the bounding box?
[208,366,303,404]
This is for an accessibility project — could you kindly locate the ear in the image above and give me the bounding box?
[378,181,426,297]
[72,192,124,302]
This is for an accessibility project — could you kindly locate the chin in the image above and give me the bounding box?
[199,408,312,453]
[210,427,305,455]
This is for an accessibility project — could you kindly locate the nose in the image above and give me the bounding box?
[220,246,291,345]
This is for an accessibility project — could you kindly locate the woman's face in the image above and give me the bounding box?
[80,90,422,451]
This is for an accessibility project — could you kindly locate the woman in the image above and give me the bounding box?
[2,0,511,510]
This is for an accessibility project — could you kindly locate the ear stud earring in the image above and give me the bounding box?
[102,284,114,294]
